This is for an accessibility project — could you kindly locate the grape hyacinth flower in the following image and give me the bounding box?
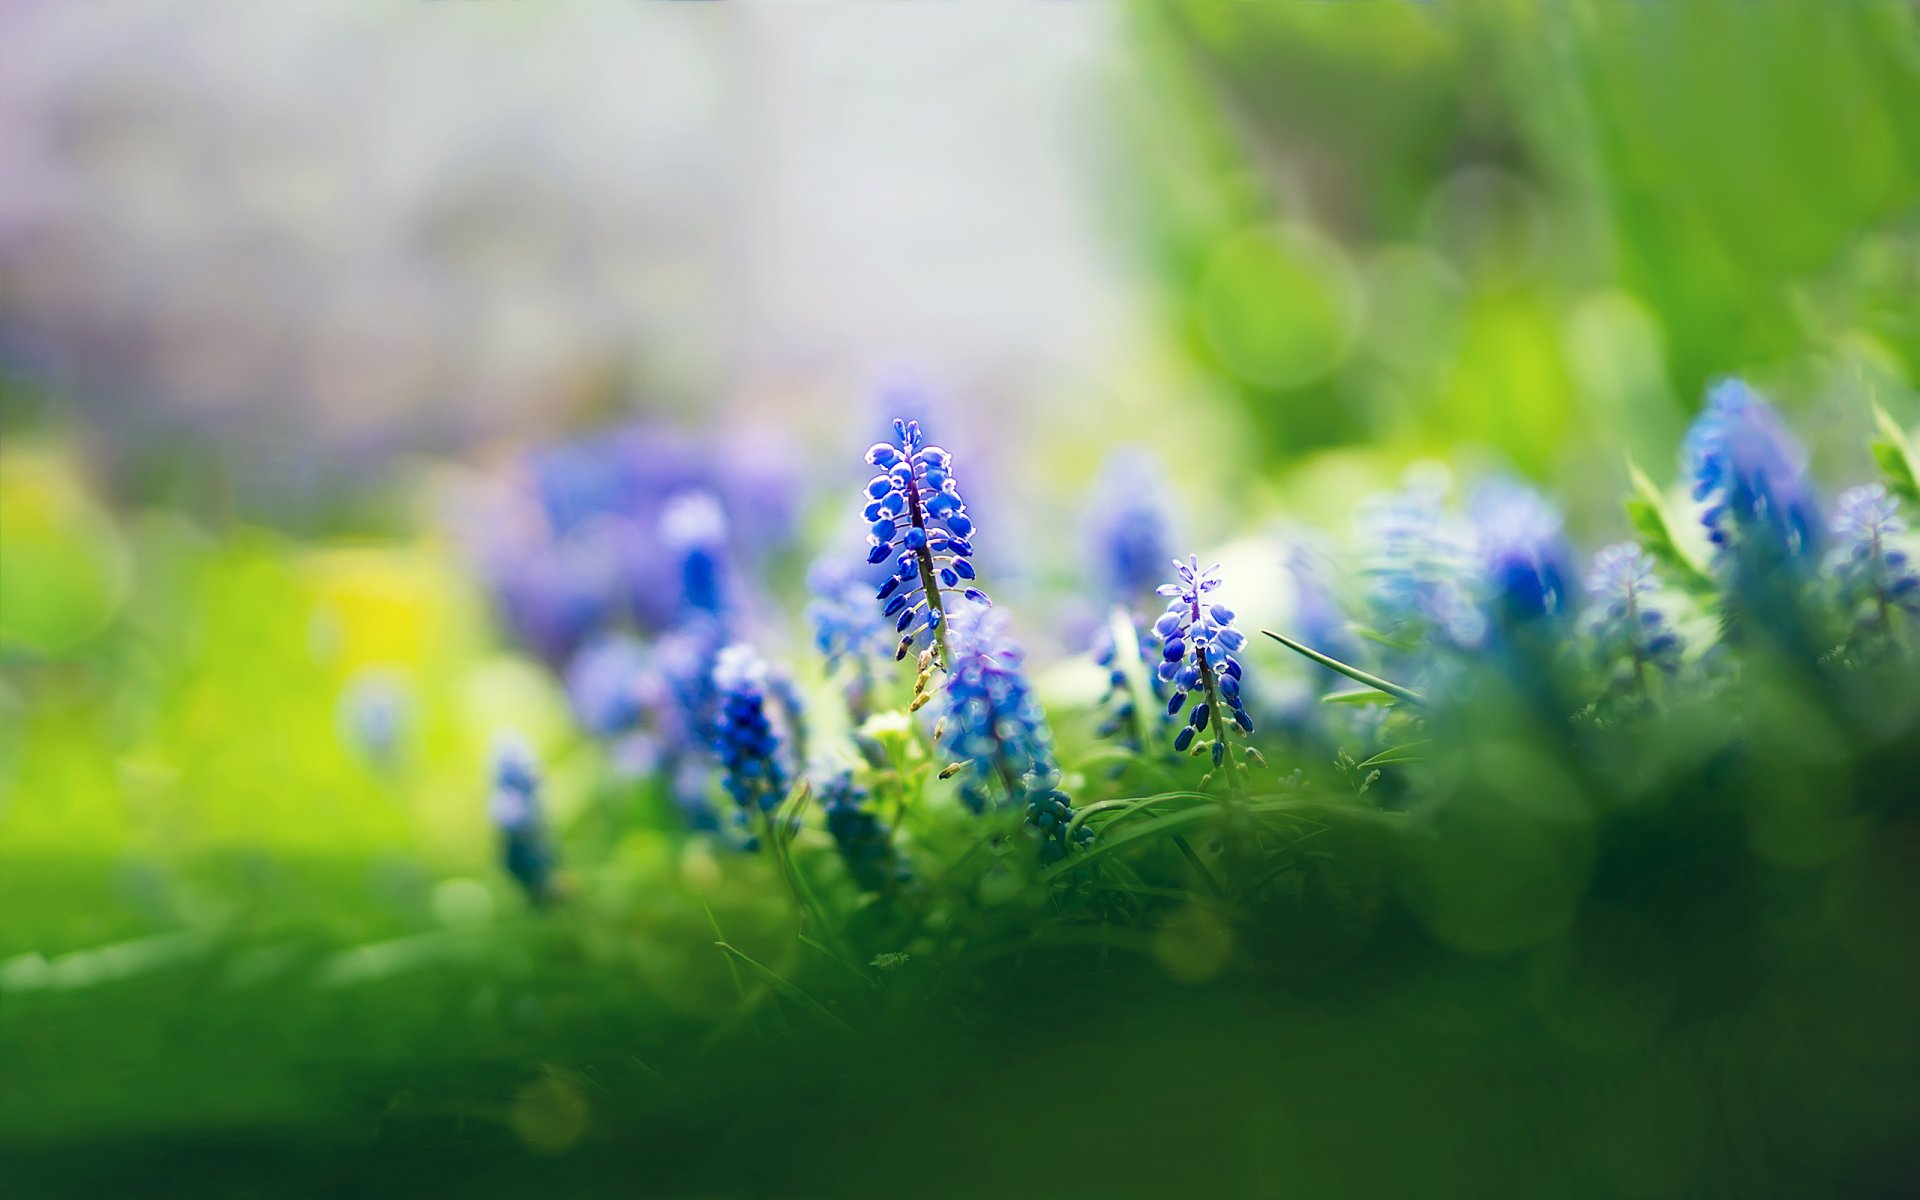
[1087,449,1174,604]
[807,559,894,721]
[1683,380,1823,651]
[1684,379,1823,568]
[938,608,1089,864]
[1828,484,1920,643]
[1470,480,1575,629]
[661,490,731,621]
[562,634,650,738]
[710,644,793,843]
[863,418,989,670]
[1580,543,1684,699]
[1356,481,1486,659]
[490,736,557,904]
[1154,557,1259,785]
[818,769,907,892]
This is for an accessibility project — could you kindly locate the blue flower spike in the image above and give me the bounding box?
[1828,483,1920,646]
[710,644,795,848]
[1681,379,1824,651]
[936,607,1089,865]
[490,735,558,905]
[1580,542,1684,704]
[863,418,990,694]
[1154,556,1262,791]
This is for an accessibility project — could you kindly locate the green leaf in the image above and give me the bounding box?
[1870,402,1919,505]
[1357,740,1431,769]
[1320,688,1396,707]
[1625,459,1714,593]
[1260,630,1425,706]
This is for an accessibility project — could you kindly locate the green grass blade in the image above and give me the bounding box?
[714,942,855,1033]
[1260,630,1425,707]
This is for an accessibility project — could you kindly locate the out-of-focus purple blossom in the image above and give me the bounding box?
[1284,542,1357,695]
[1355,482,1485,656]
[1469,480,1576,628]
[563,634,649,738]
[1087,449,1173,604]
[711,644,799,849]
[818,769,907,892]
[338,668,409,768]
[1683,379,1822,567]
[489,735,556,904]
[661,490,731,621]
[1581,543,1684,694]
[461,423,793,666]
[1091,611,1171,753]
[807,558,894,721]
[1828,483,1920,640]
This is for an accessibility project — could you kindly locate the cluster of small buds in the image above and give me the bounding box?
[864,418,989,667]
[710,644,792,842]
[1580,543,1684,694]
[1154,557,1261,780]
[818,769,908,892]
[489,736,557,904]
[1684,379,1823,568]
[1022,767,1091,866]
[1828,484,1920,641]
[1470,480,1575,628]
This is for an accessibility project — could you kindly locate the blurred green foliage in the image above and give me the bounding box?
[1128,0,1920,491]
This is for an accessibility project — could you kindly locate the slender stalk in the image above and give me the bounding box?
[901,476,955,670]
[1195,647,1244,801]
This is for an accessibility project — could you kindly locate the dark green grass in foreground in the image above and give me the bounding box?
[6,685,1918,1198]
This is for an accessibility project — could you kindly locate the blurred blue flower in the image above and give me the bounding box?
[1470,480,1575,627]
[864,417,989,663]
[1087,449,1173,604]
[338,668,409,767]
[1356,482,1486,656]
[661,490,731,621]
[465,424,796,667]
[1153,556,1254,769]
[818,769,907,892]
[1683,379,1822,566]
[807,558,894,720]
[940,607,1087,863]
[563,634,649,738]
[1580,543,1684,694]
[710,644,793,838]
[1091,612,1171,752]
[1828,483,1920,639]
[489,735,557,904]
